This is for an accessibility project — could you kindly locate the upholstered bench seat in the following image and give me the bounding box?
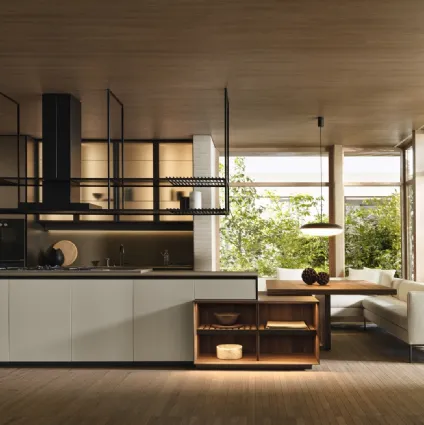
[363,296,408,330]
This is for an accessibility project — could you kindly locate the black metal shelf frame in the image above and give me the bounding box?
[0,88,230,216]
[0,92,27,265]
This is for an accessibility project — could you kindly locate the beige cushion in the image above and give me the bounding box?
[392,278,404,293]
[398,280,424,303]
[364,267,396,287]
[277,268,303,280]
[331,295,368,308]
[362,296,407,329]
[347,268,369,280]
[347,268,380,283]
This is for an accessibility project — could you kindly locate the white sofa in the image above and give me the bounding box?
[333,277,424,362]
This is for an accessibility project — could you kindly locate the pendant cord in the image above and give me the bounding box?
[320,123,323,222]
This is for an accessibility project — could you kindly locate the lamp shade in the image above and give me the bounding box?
[300,222,343,237]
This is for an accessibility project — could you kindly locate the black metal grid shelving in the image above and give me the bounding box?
[0,88,230,219]
[166,177,226,187]
[166,208,227,215]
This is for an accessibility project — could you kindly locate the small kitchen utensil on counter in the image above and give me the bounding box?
[45,247,65,267]
[216,344,243,360]
[161,250,170,266]
[91,260,100,267]
[53,240,78,266]
[214,312,240,326]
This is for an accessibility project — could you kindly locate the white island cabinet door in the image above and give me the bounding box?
[194,279,257,300]
[71,279,133,361]
[9,279,71,361]
[0,280,9,361]
[134,279,194,361]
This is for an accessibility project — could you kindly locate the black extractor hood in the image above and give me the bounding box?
[20,93,100,212]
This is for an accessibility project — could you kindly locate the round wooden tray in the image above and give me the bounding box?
[53,240,78,266]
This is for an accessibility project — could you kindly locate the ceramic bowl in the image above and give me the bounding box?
[214,312,240,326]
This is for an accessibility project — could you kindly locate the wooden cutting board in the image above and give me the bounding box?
[53,240,78,266]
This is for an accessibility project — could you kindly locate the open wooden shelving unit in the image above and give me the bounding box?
[193,296,319,369]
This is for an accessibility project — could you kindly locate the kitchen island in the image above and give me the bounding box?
[0,270,257,363]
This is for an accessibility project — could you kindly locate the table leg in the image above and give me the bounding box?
[317,294,331,350]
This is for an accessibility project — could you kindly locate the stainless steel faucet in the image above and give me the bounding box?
[161,249,170,266]
[119,244,125,267]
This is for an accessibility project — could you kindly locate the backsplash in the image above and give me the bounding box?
[27,220,193,267]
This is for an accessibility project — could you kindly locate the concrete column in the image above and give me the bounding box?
[329,145,345,277]
[193,135,218,271]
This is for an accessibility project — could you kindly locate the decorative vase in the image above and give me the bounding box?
[189,191,202,209]
[124,188,133,202]
[302,268,318,285]
[317,272,330,286]
[180,196,190,210]
[45,247,65,267]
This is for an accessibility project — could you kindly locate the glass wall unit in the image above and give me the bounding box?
[119,142,154,222]
[36,139,193,227]
[159,143,193,222]
[219,154,329,277]
[344,153,401,276]
[80,142,115,221]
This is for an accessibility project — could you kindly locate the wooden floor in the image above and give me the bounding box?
[1,327,424,425]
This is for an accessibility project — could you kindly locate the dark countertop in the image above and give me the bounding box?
[0,269,257,279]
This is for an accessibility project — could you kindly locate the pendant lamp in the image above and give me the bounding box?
[300,116,343,237]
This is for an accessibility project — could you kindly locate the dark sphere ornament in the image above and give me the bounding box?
[302,268,318,285]
[317,272,330,286]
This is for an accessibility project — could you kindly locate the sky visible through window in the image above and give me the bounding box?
[222,154,401,207]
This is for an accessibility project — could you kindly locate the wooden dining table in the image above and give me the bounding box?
[266,280,397,350]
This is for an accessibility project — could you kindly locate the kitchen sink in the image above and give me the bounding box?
[86,267,151,273]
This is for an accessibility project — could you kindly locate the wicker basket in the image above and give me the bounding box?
[216,344,243,360]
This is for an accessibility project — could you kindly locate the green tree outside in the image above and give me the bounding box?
[220,157,401,277]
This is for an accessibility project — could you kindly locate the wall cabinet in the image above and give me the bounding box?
[71,279,133,361]
[0,280,9,361]
[134,279,194,361]
[194,279,256,300]
[9,280,71,361]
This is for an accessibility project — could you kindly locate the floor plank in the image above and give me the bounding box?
[2,327,424,425]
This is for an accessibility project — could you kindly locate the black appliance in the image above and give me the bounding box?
[19,93,100,212]
[0,219,25,268]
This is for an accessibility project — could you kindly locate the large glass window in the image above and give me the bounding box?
[344,154,401,276]
[220,155,329,277]
[404,145,414,279]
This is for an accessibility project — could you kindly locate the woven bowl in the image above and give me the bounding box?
[214,312,240,326]
[216,344,243,360]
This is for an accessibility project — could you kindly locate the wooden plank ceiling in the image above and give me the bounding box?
[0,0,423,148]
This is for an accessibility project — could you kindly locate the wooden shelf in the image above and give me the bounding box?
[195,354,258,365]
[258,353,319,366]
[194,297,319,369]
[197,324,257,335]
[258,324,317,335]
[258,294,319,304]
